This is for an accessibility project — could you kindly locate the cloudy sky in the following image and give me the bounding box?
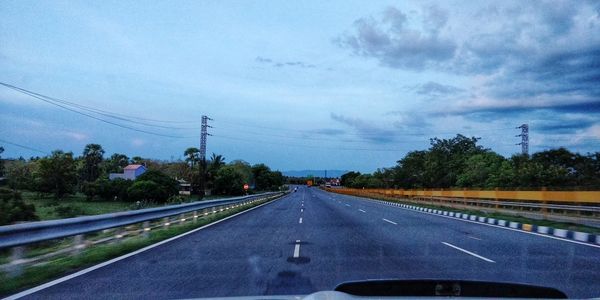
[1,0,599,172]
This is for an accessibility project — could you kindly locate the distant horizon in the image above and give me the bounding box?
[2,138,597,175]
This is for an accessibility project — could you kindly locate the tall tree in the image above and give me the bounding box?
[0,146,4,177]
[81,144,105,182]
[341,171,361,187]
[208,153,225,173]
[184,147,200,169]
[6,159,35,191]
[213,165,246,195]
[103,153,129,174]
[35,150,77,199]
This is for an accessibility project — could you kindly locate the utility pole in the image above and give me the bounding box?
[199,115,212,198]
[200,115,213,161]
[516,123,529,155]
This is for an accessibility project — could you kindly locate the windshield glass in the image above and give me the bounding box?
[0,1,599,299]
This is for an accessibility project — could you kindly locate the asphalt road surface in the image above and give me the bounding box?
[14,186,600,299]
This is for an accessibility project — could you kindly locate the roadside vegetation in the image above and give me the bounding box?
[0,143,284,225]
[340,134,600,190]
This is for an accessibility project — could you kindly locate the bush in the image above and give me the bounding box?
[127,180,167,203]
[136,170,178,197]
[53,205,86,218]
[126,170,178,203]
[82,178,133,201]
[0,188,39,225]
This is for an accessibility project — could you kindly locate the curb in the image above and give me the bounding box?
[372,198,600,245]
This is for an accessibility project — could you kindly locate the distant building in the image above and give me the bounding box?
[109,164,147,180]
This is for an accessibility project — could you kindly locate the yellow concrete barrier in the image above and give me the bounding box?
[326,188,600,204]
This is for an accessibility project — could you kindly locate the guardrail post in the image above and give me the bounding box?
[193,211,198,223]
[7,246,25,277]
[115,227,125,242]
[494,188,499,212]
[163,217,170,227]
[73,234,85,255]
[143,221,150,238]
[541,187,548,219]
[179,213,186,225]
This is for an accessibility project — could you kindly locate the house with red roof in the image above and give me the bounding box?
[109,164,147,180]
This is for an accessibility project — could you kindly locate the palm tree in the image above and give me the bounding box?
[184,147,200,169]
[209,153,225,172]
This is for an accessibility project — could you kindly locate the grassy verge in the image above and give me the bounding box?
[20,191,141,220]
[340,192,600,234]
[0,195,281,297]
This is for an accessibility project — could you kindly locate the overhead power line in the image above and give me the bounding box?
[0,82,196,138]
[0,82,201,130]
[0,138,48,154]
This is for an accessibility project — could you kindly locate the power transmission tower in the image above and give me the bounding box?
[200,115,213,161]
[516,124,529,155]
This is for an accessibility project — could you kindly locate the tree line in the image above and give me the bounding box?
[341,135,600,190]
[0,143,284,224]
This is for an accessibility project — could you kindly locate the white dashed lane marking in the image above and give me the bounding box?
[293,240,301,258]
[382,218,397,225]
[442,242,495,263]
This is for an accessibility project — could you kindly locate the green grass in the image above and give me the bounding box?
[20,191,135,220]
[0,195,279,297]
[341,192,600,234]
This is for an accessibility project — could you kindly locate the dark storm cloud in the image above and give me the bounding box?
[255,56,316,69]
[338,2,600,120]
[336,6,456,70]
[330,113,395,143]
[448,100,600,118]
[535,119,597,134]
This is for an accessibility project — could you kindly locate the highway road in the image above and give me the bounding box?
[14,186,600,299]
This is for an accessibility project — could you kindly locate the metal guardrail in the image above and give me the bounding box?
[0,192,282,249]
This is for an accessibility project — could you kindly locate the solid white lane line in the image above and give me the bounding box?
[299,217,303,224]
[358,209,366,213]
[345,204,351,207]
[442,242,495,263]
[382,218,397,225]
[468,236,482,241]
[293,241,301,258]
